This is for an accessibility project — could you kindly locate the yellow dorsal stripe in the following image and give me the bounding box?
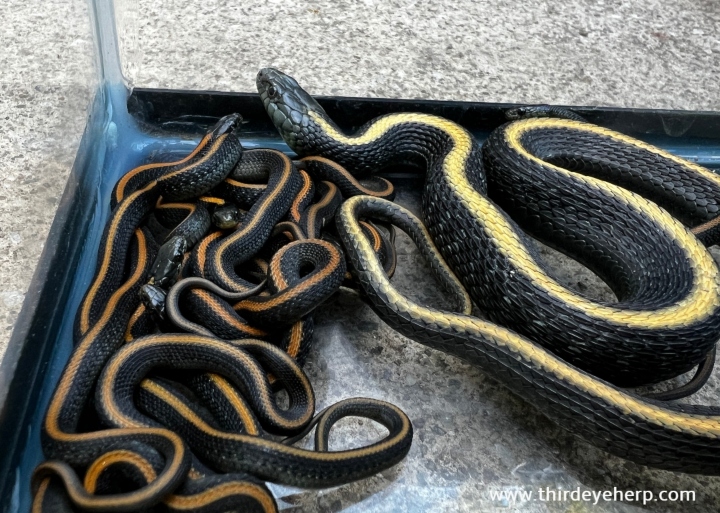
[313,112,720,330]
[502,119,720,328]
[341,196,720,437]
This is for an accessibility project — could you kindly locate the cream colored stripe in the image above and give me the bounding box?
[341,196,720,437]
[314,112,720,329]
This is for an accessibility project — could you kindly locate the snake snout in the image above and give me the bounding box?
[211,113,243,137]
[256,67,294,101]
[504,107,523,120]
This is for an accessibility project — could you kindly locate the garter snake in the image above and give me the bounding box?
[298,156,395,201]
[191,149,302,293]
[96,335,412,487]
[33,115,244,512]
[33,113,412,512]
[258,67,720,473]
[74,115,243,341]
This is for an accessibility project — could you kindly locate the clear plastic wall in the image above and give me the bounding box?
[3,1,720,512]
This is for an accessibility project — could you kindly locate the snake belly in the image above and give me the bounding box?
[257,67,720,473]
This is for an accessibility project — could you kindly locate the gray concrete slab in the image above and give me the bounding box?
[2,0,720,511]
[129,0,720,109]
[0,0,95,358]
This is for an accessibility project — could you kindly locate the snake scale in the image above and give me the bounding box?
[31,113,412,513]
[258,67,720,475]
[27,65,720,512]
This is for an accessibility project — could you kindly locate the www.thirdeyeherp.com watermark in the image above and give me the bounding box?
[489,486,695,507]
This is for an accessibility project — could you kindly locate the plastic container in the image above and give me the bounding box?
[3,1,720,511]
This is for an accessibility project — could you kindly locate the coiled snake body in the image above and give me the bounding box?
[32,114,412,513]
[258,67,720,474]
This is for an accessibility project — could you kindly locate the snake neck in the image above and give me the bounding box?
[291,111,484,185]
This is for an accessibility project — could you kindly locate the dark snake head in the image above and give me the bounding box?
[257,68,329,153]
[210,113,243,138]
[505,105,586,122]
[505,106,532,120]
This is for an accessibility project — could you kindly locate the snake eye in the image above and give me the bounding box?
[267,85,278,98]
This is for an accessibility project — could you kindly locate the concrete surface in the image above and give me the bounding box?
[0,0,95,358]
[2,0,720,511]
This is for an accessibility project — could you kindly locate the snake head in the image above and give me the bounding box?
[505,105,585,122]
[505,106,531,120]
[210,113,243,138]
[257,68,328,153]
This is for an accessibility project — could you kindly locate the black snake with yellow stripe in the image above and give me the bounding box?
[258,67,720,474]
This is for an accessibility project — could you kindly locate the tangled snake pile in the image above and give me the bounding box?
[31,113,411,512]
[30,68,720,511]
